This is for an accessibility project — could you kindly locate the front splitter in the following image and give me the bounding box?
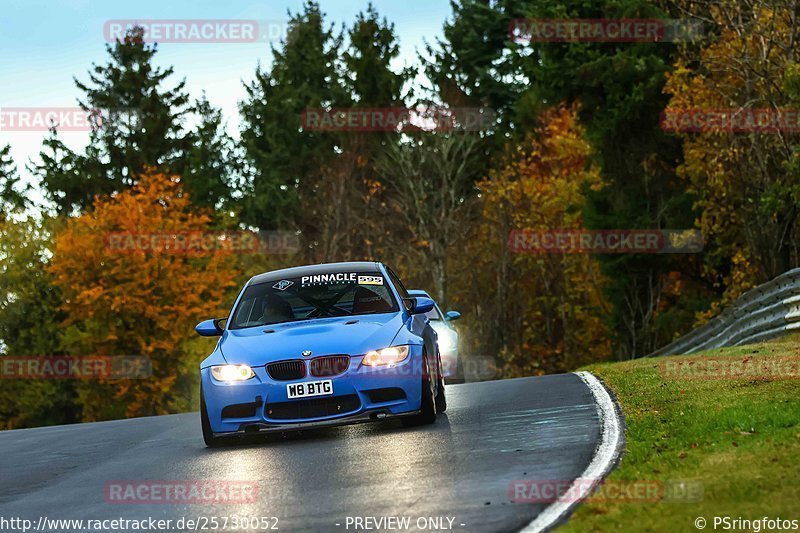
[213,408,420,438]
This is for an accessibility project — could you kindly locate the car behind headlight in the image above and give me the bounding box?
[362,346,410,366]
[211,364,255,382]
[437,331,455,352]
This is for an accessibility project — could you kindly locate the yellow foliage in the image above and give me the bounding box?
[49,171,242,420]
[664,5,800,298]
[453,106,611,375]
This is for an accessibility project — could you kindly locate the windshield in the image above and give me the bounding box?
[424,306,443,321]
[229,272,398,329]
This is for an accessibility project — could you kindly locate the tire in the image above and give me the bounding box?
[401,349,438,427]
[435,351,447,413]
[201,387,226,447]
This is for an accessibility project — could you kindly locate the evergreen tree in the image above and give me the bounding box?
[422,0,522,128]
[183,95,238,211]
[32,27,233,215]
[344,4,409,106]
[327,4,412,261]
[432,0,700,356]
[239,1,348,234]
[33,131,93,215]
[0,145,29,217]
[75,27,190,184]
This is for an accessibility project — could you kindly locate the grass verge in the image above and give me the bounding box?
[560,335,800,532]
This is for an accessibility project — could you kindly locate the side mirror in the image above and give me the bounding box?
[405,296,435,315]
[196,318,226,337]
[445,310,461,321]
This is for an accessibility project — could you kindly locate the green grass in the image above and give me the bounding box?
[560,335,800,532]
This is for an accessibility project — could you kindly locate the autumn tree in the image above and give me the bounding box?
[49,171,240,420]
[377,133,481,308]
[454,106,611,374]
[425,0,698,357]
[665,1,800,301]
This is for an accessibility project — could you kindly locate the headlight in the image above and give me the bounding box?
[437,332,454,352]
[211,364,255,382]
[362,346,410,366]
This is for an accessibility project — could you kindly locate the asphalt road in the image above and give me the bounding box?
[0,374,601,532]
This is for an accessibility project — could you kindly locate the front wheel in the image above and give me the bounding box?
[435,351,447,413]
[201,387,226,447]
[401,350,438,427]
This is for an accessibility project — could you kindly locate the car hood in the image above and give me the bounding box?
[219,313,406,366]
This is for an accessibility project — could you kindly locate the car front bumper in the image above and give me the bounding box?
[201,347,425,435]
[216,408,420,437]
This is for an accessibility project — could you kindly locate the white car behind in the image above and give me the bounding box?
[408,290,463,383]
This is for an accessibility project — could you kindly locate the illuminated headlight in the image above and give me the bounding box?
[362,346,410,366]
[437,332,454,352]
[211,364,255,382]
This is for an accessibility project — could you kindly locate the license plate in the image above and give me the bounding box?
[286,379,333,399]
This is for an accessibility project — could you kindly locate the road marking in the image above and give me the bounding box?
[521,371,624,533]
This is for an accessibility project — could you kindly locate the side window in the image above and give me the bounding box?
[424,307,442,321]
[385,267,410,299]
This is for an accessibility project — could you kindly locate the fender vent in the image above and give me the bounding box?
[365,387,406,403]
[221,402,259,419]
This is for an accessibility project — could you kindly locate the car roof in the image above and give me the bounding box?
[249,261,383,285]
[408,289,432,298]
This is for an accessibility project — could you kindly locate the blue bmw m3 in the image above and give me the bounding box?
[196,262,446,446]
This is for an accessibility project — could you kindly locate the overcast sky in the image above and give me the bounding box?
[0,0,452,197]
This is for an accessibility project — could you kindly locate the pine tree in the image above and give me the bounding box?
[321,4,412,261]
[33,131,96,215]
[74,26,191,186]
[239,1,349,234]
[344,4,409,107]
[31,27,218,215]
[432,0,698,357]
[183,95,238,211]
[0,145,29,218]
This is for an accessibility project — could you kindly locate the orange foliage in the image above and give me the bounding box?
[453,105,611,375]
[49,171,241,420]
[664,5,799,302]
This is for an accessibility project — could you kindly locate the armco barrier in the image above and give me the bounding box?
[647,268,800,357]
